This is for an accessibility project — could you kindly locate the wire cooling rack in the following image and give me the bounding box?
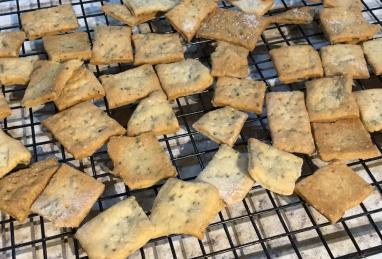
[1,0,382,258]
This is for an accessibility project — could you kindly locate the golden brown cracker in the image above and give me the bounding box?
[0,56,39,86]
[354,89,382,132]
[362,38,382,75]
[0,31,25,58]
[102,3,156,27]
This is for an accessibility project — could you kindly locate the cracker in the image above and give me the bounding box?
[362,38,382,75]
[228,0,274,16]
[0,56,39,86]
[75,196,155,259]
[0,129,31,179]
[197,145,254,205]
[319,7,379,44]
[123,0,179,16]
[210,41,249,78]
[150,178,225,239]
[127,90,179,136]
[42,102,125,160]
[197,8,270,51]
[268,6,315,24]
[108,133,177,189]
[0,31,25,58]
[295,162,373,223]
[54,60,84,94]
[43,32,91,62]
[305,76,359,122]
[193,106,248,146]
[320,44,369,79]
[269,45,323,84]
[248,138,303,195]
[312,118,379,161]
[267,91,315,155]
[212,77,266,114]
[0,95,11,119]
[91,26,133,65]
[323,0,362,9]
[0,158,59,222]
[102,4,156,27]
[31,164,104,227]
[156,59,213,100]
[100,65,161,109]
[21,4,79,40]
[54,67,105,111]
[165,0,217,42]
[133,33,184,65]
[354,89,382,132]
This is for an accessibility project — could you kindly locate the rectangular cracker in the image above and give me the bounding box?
[91,26,133,65]
[323,0,362,9]
[0,31,25,58]
[156,59,213,100]
[21,4,79,40]
[123,0,179,16]
[268,6,316,24]
[269,45,323,84]
[0,56,39,86]
[193,106,248,146]
[295,162,373,223]
[354,89,382,132]
[248,138,303,195]
[305,76,359,122]
[0,158,59,222]
[0,95,11,120]
[228,0,274,16]
[320,44,369,79]
[133,33,184,65]
[42,102,125,160]
[212,77,266,114]
[75,196,155,259]
[211,41,249,78]
[165,0,217,42]
[100,64,161,109]
[102,4,157,27]
[362,38,382,75]
[266,91,315,155]
[31,164,104,227]
[312,118,379,161]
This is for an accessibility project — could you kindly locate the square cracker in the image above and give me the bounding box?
[269,45,323,84]
[0,56,39,86]
[75,196,155,259]
[323,0,362,9]
[268,6,315,25]
[165,0,217,42]
[102,4,156,27]
[354,89,382,132]
[31,164,104,228]
[54,67,105,111]
[108,133,177,189]
[319,7,379,44]
[156,59,213,100]
[305,76,359,122]
[267,91,315,155]
[21,4,79,40]
[320,44,369,79]
[197,8,270,51]
[0,158,59,222]
[123,0,179,16]
[197,145,254,205]
[248,138,303,196]
[0,95,11,119]
[42,102,125,160]
[150,178,225,240]
[211,41,249,78]
[133,33,184,65]
[362,38,382,75]
[0,31,25,58]
[312,118,379,161]
[193,106,248,146]
[212,77,266,114]
[228,0,274,16]
[295,162,373,223]
[127,90,179,136]
[91,26,133,65]
[0,129,31,178]
[100,64,161,109]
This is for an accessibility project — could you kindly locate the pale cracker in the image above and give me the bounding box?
[193,106,248,146]
[268,6,315,24]
[0,95,11,119]
[127,90,179,136]
[156,59,213,100]
[0,31,25,58]
[228,0,274,16]
[150,178,225,239]
[323,0,362,9]
[0,158,59,222]
[0,56,39,86]
[362,38,382,75]
[75,196,155,259]
[248,138,303,196]
[266,91,315,155]
[102,4,157,27]
[197,145,254,205]
[42,102,126,160]
[295,162,373,223]
[354,89,382,132]
[31,164,104,228]
[123,0,179,16]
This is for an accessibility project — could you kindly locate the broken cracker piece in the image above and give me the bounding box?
[228,0,274,16]
[354,89,382,132]
[0,31,25,58]
[102,4,157,27]
[0,95,11,119]
[0,56,39,86]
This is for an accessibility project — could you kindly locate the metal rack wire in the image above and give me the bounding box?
[1,0,382,258]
